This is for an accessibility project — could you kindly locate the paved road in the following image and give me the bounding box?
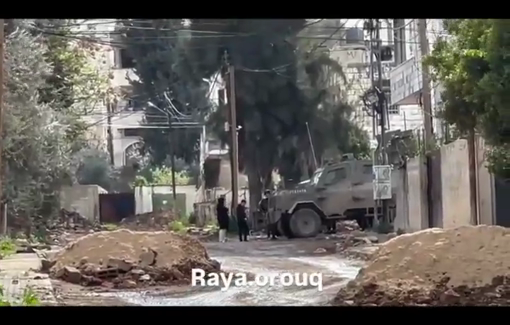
[104,237,364,306]
[0,253,56,304]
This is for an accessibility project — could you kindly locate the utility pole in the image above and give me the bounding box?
[224,51,239,215]
[169,116,177,216]
[0,19,5,235]
[367,19,379,228]
[148,100,178,216]
[417,19,434,148]
[375,19,386,165]
[374,19,391,225]
[365,19,391,226]
[106,97,115,165]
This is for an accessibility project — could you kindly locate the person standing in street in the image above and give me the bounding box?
[236,199,249,242]
[216,197,229,243]
[259,190,276,240]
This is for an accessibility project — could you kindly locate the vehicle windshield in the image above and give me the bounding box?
[310,169,323,185]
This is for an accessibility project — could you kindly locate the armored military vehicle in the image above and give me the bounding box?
[267,154,397,238]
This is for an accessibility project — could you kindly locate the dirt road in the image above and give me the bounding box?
[93,236,364,306]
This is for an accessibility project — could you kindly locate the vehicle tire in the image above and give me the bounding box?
[276,219,284,237]
[289,208,322,238]
[354,214,369,230]
[326,219,337,233]
[280,212,294,239]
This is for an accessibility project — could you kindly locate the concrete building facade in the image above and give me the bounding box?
[388,19,446,140]
[74,19,145,167]
[308,19,446,141]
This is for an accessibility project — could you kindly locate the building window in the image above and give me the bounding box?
[393,19,406,65]
[118,48,135,69]
[388,105,400,115]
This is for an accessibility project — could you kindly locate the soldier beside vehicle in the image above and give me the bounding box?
[259,190,277,240]
[216,155,388,241]
[263,155,397,238]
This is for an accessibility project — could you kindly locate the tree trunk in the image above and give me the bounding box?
[467,129,479,225]
[263,169,273,190]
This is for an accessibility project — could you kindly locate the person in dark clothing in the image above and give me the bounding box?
[259,190,276,240]
[236,199,249,242]
[216,197,229,243]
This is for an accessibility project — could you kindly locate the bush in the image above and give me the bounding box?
[0,237,16,259]
[0,286,40,306]
[169,220,187,234]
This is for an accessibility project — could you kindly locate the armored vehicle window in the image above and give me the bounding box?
[323,168,346,185]
[311,169,323,185]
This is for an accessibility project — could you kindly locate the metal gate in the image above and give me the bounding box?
[99,193,135,223]
[495,178,510,227]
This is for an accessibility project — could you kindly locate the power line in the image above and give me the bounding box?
[27,20,444,126]
[28,20,435,51]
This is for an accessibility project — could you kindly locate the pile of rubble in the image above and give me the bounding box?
[119,210,178,231]
[186,226,218,240]
[42,229,220,289]
[334,225,510,306]
[46,224,106,246]
[336,220,361,232]
[335,275,510,306]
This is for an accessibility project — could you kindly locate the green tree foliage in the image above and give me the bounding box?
[188,20,369,188]
[425,19,510,178]
[74,148,119,191]
[120,19,208,164]
[34,19,111,149]
[121,19,369,207]
[3,20,111,225]
[133,166,191,186]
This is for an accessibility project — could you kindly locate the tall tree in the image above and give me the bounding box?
[121,19,369,208]
[425,19,510,178]
[33,19,111,150]
[121,19,208,164]
[3,20,112,228]
[189,19,369,204]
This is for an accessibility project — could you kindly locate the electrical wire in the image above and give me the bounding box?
[27,19,446,125]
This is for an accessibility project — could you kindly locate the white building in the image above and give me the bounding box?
[74,19,147,167]
[307,19,445,141]
[388,19,445,139]
[302,19,398,140]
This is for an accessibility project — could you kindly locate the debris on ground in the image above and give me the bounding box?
[13,239,52,253]
[341,245,380,261]
[44,229,220,289]
[334,225,510,306]
[120,210,177,231]
[47,225,103,246]
[119,210,217,237]
[333,231,387,253]
[186,226,218,240]
[336,220,361,232]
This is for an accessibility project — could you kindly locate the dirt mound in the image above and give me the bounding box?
[335,225,510,305]
[120,210,177,231]
[334,276,510,306]
[48,229,219,288]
